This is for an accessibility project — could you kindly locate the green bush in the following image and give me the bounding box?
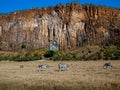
[25,52,32,57]
[0,56,9,61]
[72,53,77,60]
[0,55,21,61]
[32,53,42,60]
[0,52,42,62]
[50,54,62,61]
[81,55,86,60]
[1,45,120,61]
[61,54,71,60]
[85,54,94,60]
[10,55,21,61]
[44,50,56,58]
[96,52,102,60]
[21,44,26,49]
[51,53,72,61]
[113,51,120,60]
[19,53,42,61]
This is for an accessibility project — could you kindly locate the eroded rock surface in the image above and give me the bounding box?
[0,3,120,51]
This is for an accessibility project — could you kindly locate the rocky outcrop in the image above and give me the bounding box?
[0,3,120,51]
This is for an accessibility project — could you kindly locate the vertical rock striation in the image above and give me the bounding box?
[0,3,120,51]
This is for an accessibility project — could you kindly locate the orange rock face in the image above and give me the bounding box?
[0,3,120,51]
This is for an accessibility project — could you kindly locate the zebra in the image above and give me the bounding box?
[38,64,49,71]
[58,63,69,71]
[103,62,113,69]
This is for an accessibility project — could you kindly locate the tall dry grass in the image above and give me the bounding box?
[0,60,120,90]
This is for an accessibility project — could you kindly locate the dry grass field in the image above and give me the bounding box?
[0,60,120,90]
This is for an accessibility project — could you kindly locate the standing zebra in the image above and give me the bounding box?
[38,64,49,71]
[103,62,113,69]
[58,63,69,71]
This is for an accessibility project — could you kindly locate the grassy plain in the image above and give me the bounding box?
[0,60,120,90]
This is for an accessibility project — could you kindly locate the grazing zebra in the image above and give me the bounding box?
[38,64,49,71]
[103,62,113,69]
[58,63,69,71]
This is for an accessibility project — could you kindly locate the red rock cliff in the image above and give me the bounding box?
[0,3,120,51]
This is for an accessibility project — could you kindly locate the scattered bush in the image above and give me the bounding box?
[0,53,42,62]
[44,50,56,58]
[88,50,91,53]
[50,54,62,61]
[32,53,42,60]
[1,46,120,61]
[21,44,26,49]
[96,52,102,60]
[81,55,86,60]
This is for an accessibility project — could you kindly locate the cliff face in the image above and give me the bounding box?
[0,3,120,51]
